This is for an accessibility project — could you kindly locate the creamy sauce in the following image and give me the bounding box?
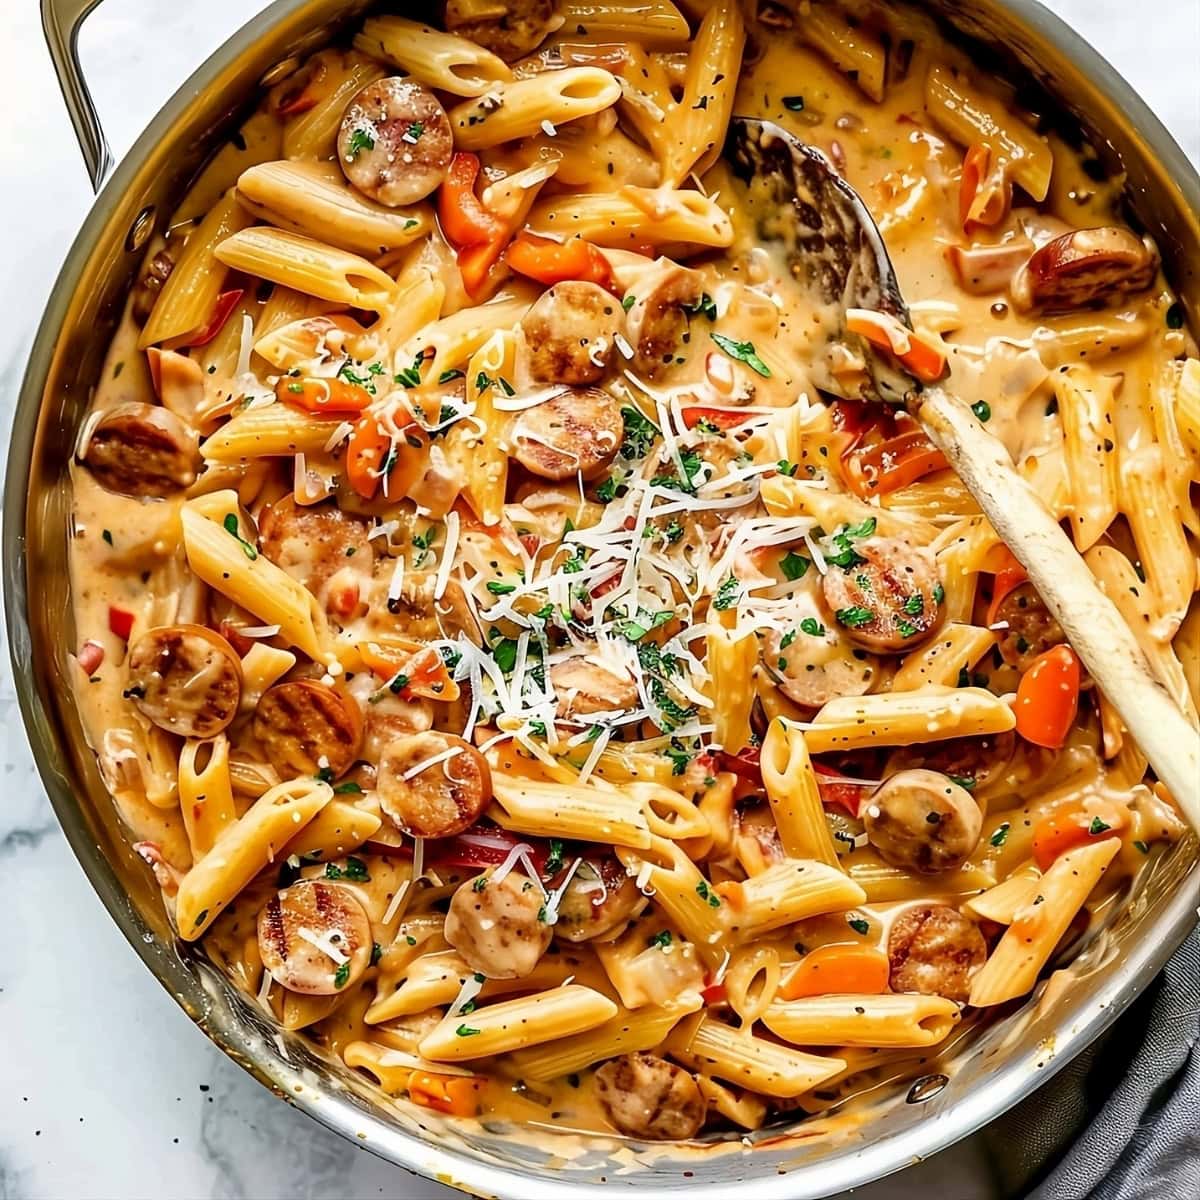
[66,0,1197,1148]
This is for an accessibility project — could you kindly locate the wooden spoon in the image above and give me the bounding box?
[725,117,1200,831]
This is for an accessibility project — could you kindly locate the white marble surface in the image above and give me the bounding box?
[0,3,1196,1198]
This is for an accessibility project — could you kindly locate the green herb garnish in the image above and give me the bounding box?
[711,332,771,378]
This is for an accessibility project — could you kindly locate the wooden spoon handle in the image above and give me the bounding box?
[917,387,1200,832]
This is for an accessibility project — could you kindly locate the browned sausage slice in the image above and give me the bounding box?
[863,769,982,873]
[549,853,644,942]
[992,582,1064,671]
[126,624,243,738]
[762,623,878,708]
[253,679,363,776]
[369,571,481,645]
[513,387,623,481]
[376,730,492,838]
[259,496,374,596]
[625,262,704,378]
[822,536,944,653]
[887,729,1017,793]
[338,77,453,206]
[1012,227,1159,314]
[550,655,639,718]
[444,869,553,979]
[131,250,175,325]
[443,0,556,61]
[258,879,373,995]
[887,903,987,1004]
[594,1052,706,1140]
[83,402,200,498]
[521,281,625,385]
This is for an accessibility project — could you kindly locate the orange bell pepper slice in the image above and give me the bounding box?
[842,428,948,498]
[1031,797,1127,872]
[438,152,514,300]
[845,308,949,384]
[506,231,614,291]
[1013,645,1081,749]
[276,376,373,415]
[958,143,1011,233]
[408,1071,483,1116]
[780,944,890,1000]
[680,406,754,432]
[984,547,1029,628]
[345,415,428,500]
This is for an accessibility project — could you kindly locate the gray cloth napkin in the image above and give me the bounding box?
[978,927,1200,1199]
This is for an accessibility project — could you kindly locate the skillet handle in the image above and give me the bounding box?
[41,0,113,193]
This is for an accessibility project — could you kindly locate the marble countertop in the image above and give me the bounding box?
[0,3,1195,1198]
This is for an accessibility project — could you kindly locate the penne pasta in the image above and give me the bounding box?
[760,718,840,867]
[528,187,734,250]
[763,993,961,1048]
[353,16,511,97]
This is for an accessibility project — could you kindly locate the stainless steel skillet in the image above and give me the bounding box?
[7,1,1199,1197]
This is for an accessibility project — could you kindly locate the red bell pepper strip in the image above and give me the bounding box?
[186,289,244,348]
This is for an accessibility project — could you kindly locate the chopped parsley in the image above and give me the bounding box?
[619,405,661,460]
[333,962,351,989]
[490,637,519,673]
[388,672,410,695]
[782,95,805,111]
[1133,840,1150,854]
[650,449,703,494]
[972,400,992,423]
[896,619,919,638]
[472,876,488,892]
[455,1024,481,1037]
[711,332,771,378]
[346,128,375,158]
[411,525,437,567]
[903,594,925,616]
[712,574,742,611]
[695,880,721,908]
[315,766,335,783]
[948,774,977,791]
[836,605,875,629]
[618,608,674,642]
[594,474,620,503]
[545,840,565,875]
[780,550,810,581]
[405,121,424,141]
[222,513,258,560]
[933,583,945,605]
[393,353,425,388]
[101,529,113,546]
[663,741,693,775]
[990,823,1010,847]
[780,629,796,649]
[370,942,383,966]
[847,916,870,935]
[486,580,517,596]
[438,368,465,384]
[799,617,825,638]
[684,293,718,321]
[777,459,798,477]
[621,293,637,311]
[826,518,876,569]
[1088,817,1111,835]
[325,857,370,882]
[333,780,364,795]
[649,929,673,949]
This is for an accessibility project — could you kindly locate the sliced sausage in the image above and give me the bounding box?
[887,903,987,1004]
[513,387,624,481]
[887,729,1017,793]
[125,624,242,738]
[762,622,878,708]
[259,496,374,599]
[549,853,644,942]
[443,0,556,61]
[371,571,480,645]
[258,879,373,995]
[550,655,639,718]
[624,262,704,378]
[252,679,362,777]
[444,868,552,979]
[822,536,944,653]
[862,769,982,873]
[377,730,492,838]
[83,402,200,498]
[594,1052,706,1140]
[131,250,175,325]
[993,582,1064,671]
[337,78,453,207]
[1012,227,1159,314]
[521,282,625,385]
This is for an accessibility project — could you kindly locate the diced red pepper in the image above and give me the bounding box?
[813,763,873,819]
[427,826,550,874]
[108,606,134,640]
[186,289,244,348]
[700,981,728,1005]
[718,746,762,782]
[681,406,753,432]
